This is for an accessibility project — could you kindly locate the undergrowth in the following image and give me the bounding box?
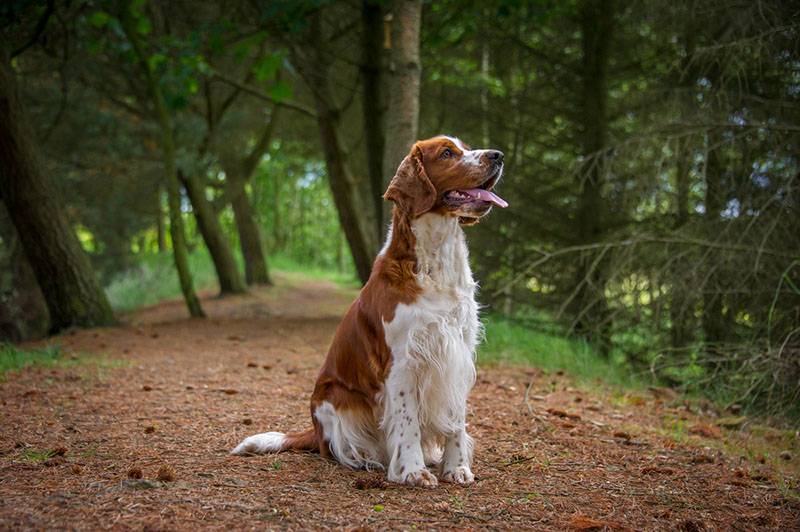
[103,252,799,425]
[479,316,642,389]
[0,343,68,376]
[105,251,358,311]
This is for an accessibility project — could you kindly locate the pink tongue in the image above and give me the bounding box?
[463,188,509,208]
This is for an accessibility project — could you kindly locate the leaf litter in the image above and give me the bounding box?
[0,276,798,530]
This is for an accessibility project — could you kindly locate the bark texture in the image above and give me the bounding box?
[227,175,271,285]
[382,0,422,227]
[180,170,247,294]
[219,112,279,286]
[571,0,614,355]
[0,200,50,341]
[361,0,386,243]
[0,53,115,332]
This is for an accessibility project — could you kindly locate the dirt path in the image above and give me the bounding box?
[1,275,798,530]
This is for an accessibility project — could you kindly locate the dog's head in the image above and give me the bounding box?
[383,136,508,225]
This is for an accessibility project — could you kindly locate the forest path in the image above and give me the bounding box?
[1,274,798,530]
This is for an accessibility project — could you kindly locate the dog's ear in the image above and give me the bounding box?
[383,146,436,216]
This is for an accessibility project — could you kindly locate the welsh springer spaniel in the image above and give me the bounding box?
[232,136,507,487]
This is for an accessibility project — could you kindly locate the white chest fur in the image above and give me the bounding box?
[380,214,479,485]
[382,214,479,435]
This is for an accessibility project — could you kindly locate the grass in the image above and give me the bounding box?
[0,343,70,376]
[0,342,126,382]
[479,316,642,389]
[269,254,359,289]
[21,449,59,463]
[106,252,637,390]
[105,251,220,311]
[105,250,358,312]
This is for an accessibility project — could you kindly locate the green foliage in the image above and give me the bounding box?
[479,316,641,389]
[8,0,798,422]
[105,249,358,312]
[21,449,58,463]
[251,141,354,273]
[105,250,219,312]
[0,343,66,376]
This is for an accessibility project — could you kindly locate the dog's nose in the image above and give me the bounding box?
[486,150,504,163]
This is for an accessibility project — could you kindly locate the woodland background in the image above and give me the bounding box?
[1,0,799,422]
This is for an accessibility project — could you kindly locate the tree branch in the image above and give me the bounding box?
[11,0,55,58]
[210,72,317,119]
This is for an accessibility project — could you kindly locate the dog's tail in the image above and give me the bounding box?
[230,427,318,455]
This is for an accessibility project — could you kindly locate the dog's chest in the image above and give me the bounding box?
[409,214,480,361]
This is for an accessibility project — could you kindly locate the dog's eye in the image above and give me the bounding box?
[441,148,453,159]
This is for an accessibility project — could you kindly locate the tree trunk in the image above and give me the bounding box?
[669,31,698,352]
[361,0,386,243]
[702,130,727,346]
[670,134,695,350]
[180,170,247,294]
[156,186,166,252]
[0,52,116,332]
[120,6,204,317]
[292,12,377,284]
[220,109,279,286]
[315,104,374,284]
[382,0,422,228]
[0,200,50,341]
[227,173,271,285]
[571,0,614,356]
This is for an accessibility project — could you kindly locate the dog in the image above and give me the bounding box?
[232,135,507,487]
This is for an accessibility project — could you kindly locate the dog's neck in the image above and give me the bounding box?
[383,208,473,291]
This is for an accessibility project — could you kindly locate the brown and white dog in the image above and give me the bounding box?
[232,136,507,487]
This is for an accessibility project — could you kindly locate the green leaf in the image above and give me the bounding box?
[87,38,105,54]
[372,504,384,512]
[253,54,282,82]
[267,80,292,102]
[136,15,152,35]
[88,11,111,28]
[147,53,167,72]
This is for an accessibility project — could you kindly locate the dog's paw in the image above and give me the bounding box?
[441,465,474,485]
[398,468,438,488]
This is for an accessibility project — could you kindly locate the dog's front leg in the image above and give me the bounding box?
[440,412,475,485]
[384,363,438,488]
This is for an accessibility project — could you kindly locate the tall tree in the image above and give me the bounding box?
[291,10,377,283]
[180,169,247,294]
[382,0,422,226]
[219,111,279,286]
[119,3,204,317]
[0,51,116,331]
[570,0,615,355]
[0,200,50,341]
[361,0,386,242]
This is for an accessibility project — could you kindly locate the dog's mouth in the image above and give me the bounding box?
[442,171,508,210]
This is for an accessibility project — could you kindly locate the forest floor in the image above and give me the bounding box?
[1,274,799,531]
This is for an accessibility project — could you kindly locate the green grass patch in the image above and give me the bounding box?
[0,343,72,376]
[479,316,642,389]
[1,343,126,381]
[269,254,359,289]
[105,251,359,312]
[21,448,59,463]
[105,251,219,311]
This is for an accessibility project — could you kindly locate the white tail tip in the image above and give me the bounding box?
[231,432,286,455]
